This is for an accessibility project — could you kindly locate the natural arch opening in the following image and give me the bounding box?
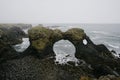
[53,39,78,64]
[13,38,30,52]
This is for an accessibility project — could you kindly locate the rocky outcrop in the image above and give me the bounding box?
[28,26,120,77]
[0,24,32,29]
[0,25,120,80]
[0,26,26,45]
[28,26,63,58]
[0,26,27,63]
[28,26,86,58]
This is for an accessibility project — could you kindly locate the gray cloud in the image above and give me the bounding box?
[0,0,120,23]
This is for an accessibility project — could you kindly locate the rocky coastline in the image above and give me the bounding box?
[0,24,120,80]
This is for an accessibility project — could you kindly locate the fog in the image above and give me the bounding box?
[0,0,120,23]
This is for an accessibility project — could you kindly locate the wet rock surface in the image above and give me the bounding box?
[0,25,120,80]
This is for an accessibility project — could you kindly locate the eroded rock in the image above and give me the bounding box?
[28,26,120,77]
[28,26,63,58]
[0,25,120,80]
[0,26,27,63]
[0,26,26,45]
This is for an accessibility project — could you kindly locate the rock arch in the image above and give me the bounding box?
[28,26,90,58]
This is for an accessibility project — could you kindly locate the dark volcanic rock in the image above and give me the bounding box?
[0,45,18,63]
[0,25,120,80]
[0,55,93,80]
[0,26,26,45]
[0,34,18,63]
[0,26,26,63]
[28,26,120,78]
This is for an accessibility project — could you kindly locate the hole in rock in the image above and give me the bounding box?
[83,39,88,45]
[53,39,79,64]
[13,38,30,52]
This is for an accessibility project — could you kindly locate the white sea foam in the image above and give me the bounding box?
[91,36,101,40]
[107,44,119,49]
[91,31,110,35]
[23,29,29,34]
[13,28,31,52]
[83,39,88,45]
[13,38,30,52]
[112,53,120,58]
[53,40,79,64]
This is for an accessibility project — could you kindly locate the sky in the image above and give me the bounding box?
[0,0,120,23]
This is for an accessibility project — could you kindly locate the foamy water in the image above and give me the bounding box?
[13,38,30,52]
[53,40,79,64]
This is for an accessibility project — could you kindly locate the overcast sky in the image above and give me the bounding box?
[0,0,120,23]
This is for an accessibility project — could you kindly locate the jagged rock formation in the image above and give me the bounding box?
[0,26,26,63]
[0,26,26,45]
[0,25,120,80]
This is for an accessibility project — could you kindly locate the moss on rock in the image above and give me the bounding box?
[28,26,64,57]
[64,28,86,45]
[28,26,53,53]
